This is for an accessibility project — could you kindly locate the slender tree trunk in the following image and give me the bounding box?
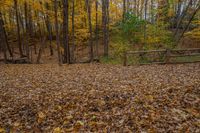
[177,5,200,43]
[102,0,109,57]
[63,0,70,64]
[150,0,154,23]
[71,0,76,62]
[54,0,62,65]
[174,0,192,36]
[37,37,46,64]
[106,0,109,54]
[14,0,23,57]
[86,0,93,61]
[95,0,99,59]
[45,3,54,56]
[144,0,148,45]
[123,0,126,22]
[24,2,30,59]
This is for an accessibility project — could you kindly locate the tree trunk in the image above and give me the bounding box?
[174,0,192,37]
[177,4,200,43]
[123,0,126,22]
[95,0,99,59]
[14,0,23,57]
[37,37,46,64]
[63,0,70,64]
[144,0,148,45]
[24,2,30,59]
[102,0,109,57]
[0,12,8,62]
[54,0,62,65]
[45,3,54,56]
[86,0,93,61]
[71,0,76,62]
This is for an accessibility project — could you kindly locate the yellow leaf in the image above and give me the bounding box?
[77,121,84,126]
[53,127,62,133]
[0,128,5,133]
[38,112,46,119]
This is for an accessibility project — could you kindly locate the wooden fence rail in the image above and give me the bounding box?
[123,48,200,66]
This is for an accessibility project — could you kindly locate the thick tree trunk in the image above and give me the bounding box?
[0,12,8,62]
[1,12,13,57]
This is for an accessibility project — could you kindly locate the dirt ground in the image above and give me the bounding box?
[0,63,200,132]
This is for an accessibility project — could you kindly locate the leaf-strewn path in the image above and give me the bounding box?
[0,63,200,132]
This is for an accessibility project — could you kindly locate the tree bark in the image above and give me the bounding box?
[95,0,99,59]
[102,0,109,57]
[0,12,8,62]
[54,0,62,65]
[45,2,54,56]
[177,5,200,43]
[63,0,70,64]
[14,0,23,57]
[86,0,93,61]
[71,0,76,62]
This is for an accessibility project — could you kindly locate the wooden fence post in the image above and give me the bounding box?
[165,49,171,63]
[123,52,127,66]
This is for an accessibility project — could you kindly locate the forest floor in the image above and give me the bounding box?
[0,63,200,132]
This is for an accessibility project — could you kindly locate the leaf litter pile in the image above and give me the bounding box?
[0,63,200,132]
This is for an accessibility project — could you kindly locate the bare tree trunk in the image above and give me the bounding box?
[37,37,46,64]
[54,0,62,65]
[95,0,99,59]
[1,13,13,57]
[24,2,30,59]
[86,0,94,61]
[123,0,126,22]
[106,0,109,54]
[45,3,54,56]
[102,0,109,57]
[144,0,148,45]
[14,0,23,57]
[63,0,70,64]
[177,5,200,43]
[0,12,8,62]
[71,0,76,62]
[174,0,193,36]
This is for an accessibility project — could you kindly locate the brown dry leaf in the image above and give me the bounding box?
[0,63,199,132]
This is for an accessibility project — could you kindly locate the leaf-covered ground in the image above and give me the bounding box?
[0,63,200,132]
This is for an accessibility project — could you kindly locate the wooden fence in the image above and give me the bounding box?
[123,48,200,66]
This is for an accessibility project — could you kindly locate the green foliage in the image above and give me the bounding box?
[100,56,122,65]
[119,13,145,43]
[144,22,175,50]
